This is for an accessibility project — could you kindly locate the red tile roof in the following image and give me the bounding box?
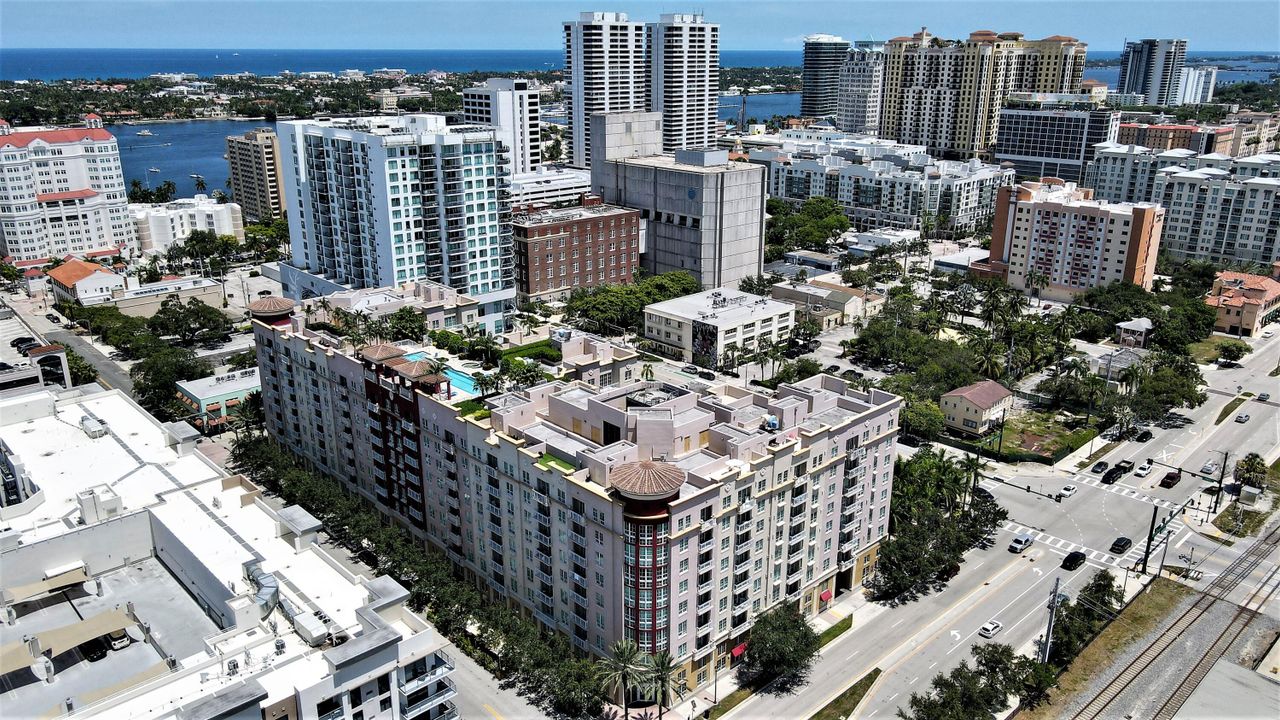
[942,379,1012,410]
[82,246,120,258]
[46,258,115,288]
[0,127,114,149]
[36,188,99,203]
[26,344,64,357]
[1205,272,1280,309]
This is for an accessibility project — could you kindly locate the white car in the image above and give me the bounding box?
[978,620,1004,639]
[1134,461,1153,478]
[1262,329,1275,339]
[1060,485,1078,498]
[1200,461,1219,476]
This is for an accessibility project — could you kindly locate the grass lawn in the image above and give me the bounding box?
[538,452,575,474]
[988,411,1097,463]
[1076,441,1120,469]
[809,668,882,720]
[1215,396,1248,424]
[1019,579,1194,720]
[1188,339,1220,364]
[817,616,852,648]
[709,685,755,720]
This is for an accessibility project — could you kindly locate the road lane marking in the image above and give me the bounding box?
[929,662,937,669]
[845,649,861,660]
[482,704,505,720]
[909,676,919,685]
[891,618,905,628]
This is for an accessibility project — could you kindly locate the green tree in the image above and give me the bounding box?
[1234,452,1268,489]
[226,350,258,371]
[148,297,232,344]
[597,639,648,719]
[741,603,821,682]
[130,348,212,421]
[900,396,945,441]
[644,650,684,720]
[385,307,427,342]
[64,348,99,386]
[1215,339,1250,363]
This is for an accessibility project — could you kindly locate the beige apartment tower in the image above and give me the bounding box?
[880,28,1087,158]
[226,127,285,221]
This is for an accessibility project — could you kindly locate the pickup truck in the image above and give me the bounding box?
[1115,460,1135,474]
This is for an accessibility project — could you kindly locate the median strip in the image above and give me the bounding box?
[1214,395,1247,424]
[809,668,882,720]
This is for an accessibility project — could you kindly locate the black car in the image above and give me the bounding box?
[1101,467,1124,485]
[80,637,109,662]
[1134,429,1154,442]
[1062,551,1087,570]
[824,364,841,374]
[697,370,715,380]
[0,362,11,371]
[9,336,34,348]
[1091,461,1109,474]
[1109,537,1133,554]
[17,342,42,355]
[44,313,60,323]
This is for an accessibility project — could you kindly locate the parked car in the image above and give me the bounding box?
[1102,467,1124,485]
[1060,484,1078,498]
[80,637,109,662]
[107,628,130,650]
[44,312,60,323]
[62,322,77,330]
[1235,413,1250,424]
[1135,461,1154,478]
[1160,471,1181,488]
[1262,329,1275,339]
[1134,429,1154,442]
[1109,537,1133,554]
[9,336,34,348]
[681,364,698,375]
[17,342,41,355]
[697,370,715,380]
[1091,461,1109,474]
[0,362,11,371]
[1062,551,1087,570]
[824,364,841,374]
[978,620,1004,639]
[1200,460,1219,476]
[1259,393,1271,402]
[1008,534,1034,553]
[1115,460,1135,474]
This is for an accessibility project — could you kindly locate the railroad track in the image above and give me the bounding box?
[1150,558,1280,720]
[1073,524,1280,720]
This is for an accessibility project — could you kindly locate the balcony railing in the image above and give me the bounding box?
[402,679,457,719]
[401,651,454,694]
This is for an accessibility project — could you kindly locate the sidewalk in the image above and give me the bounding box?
[665,589,885,720]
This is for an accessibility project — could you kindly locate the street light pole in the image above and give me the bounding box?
[1213,449,1229,513]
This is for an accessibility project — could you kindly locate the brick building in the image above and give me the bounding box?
[511,195,640,303]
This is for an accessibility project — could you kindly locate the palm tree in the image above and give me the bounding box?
[959,453,990,498]
[472,371,501,398]
[194,176,208,194]
[226,391,265,440]
[645,650,684,720]
[1234,453,1268,490]
[1025,269,1049,307]
[598,639,648,719]
[315,298,333,324]
[721,343,740,371]
[640,363,655,381]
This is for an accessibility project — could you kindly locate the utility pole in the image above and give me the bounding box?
[1041,576,1061,663]
[1141,504,1158,574]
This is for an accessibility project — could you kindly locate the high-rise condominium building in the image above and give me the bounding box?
[563,12,720,168]
[277,114,514,333]
[1177,66,1218,105]
[591,112,767,289]
[986,179,1163,302]
[835,41,885,135]
[649,13,720,152]
[880,28,1087,158]
[801,34,851,118]
[463,77,542,175]
[994,96,1120,184]
[563,12,648,168]
[0,115,136,263]
[1086,146,1280,263]
[1117,39,1187,106]
[225,127,285,221]
[254,315,901,692]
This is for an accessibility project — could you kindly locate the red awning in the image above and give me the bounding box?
[819,589,833,602]
[731,642,747,658]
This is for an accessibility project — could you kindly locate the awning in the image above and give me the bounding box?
[0,608,133,675]
[206,402,221,412]
[225,398,241,408]
[731,642,747,658]
[1,566,88,605]
[819,589,833,602]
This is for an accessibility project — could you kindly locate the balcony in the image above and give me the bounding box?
[401,651,455,694]
[699,537,715,553]
[402,679,457,719]
[318,709,344,720]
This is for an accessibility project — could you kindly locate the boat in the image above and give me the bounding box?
[190,174,203,179]
[148,167,161,173]
[136,129,154,136]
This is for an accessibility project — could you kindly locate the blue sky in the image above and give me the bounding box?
[2,0,1277,50]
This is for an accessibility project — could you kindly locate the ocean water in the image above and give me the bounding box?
[0,48,803,81]
[113,119,265,200]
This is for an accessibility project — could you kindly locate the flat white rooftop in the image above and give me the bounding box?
[646,288,794,328]
[176,368,260,400]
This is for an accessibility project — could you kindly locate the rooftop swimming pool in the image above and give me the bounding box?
[444,367,477,395]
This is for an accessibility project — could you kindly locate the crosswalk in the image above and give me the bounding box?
[1000,519,1185,569]
[1068,473,1183,509]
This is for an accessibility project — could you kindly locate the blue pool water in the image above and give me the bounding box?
[444,367,478,395]
[402,351,429,362]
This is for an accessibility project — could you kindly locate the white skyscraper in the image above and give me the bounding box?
[1117,38,1188,106]
[563,11,648,169]
[278,114,515,333]
[463,77,542,175]
[836,40,885,135]
[0,114,136,263]
[648,13,720,151]
[1176,66,1218,105]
